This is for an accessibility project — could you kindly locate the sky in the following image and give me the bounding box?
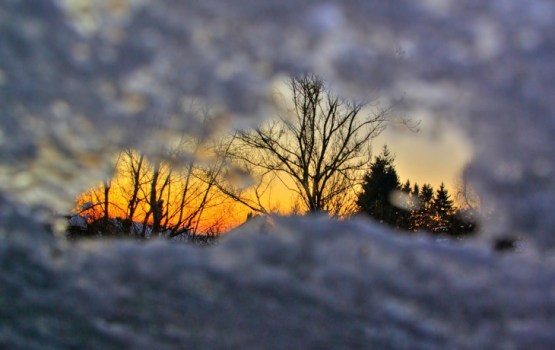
[270,78,473,196]
[233,112,474,223]
[374,115,473,195]
[77,85,474,232]
[221,81,476,222]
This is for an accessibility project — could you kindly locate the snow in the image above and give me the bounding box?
[1,0,555,348]
[68,215,87,230]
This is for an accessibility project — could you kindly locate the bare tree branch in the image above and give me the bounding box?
[228,74,391,216]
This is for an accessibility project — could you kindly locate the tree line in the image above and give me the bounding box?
[69,75,478,240]
[71,104,234,240]
[357,146,477,236]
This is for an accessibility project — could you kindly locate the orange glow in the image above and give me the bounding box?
[75,151,249,234]
[76,118,472,234]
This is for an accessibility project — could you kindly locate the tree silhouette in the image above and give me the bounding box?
[72,105,232,239]
[355,149,479,237]
[410,183,435,232]
[412,183,420,198]
[401,180,411,193]
[120,150,147,224]
[431,183,455,233]
[357,146,400,226]
[227,74,390,215]
[395,179,414,230]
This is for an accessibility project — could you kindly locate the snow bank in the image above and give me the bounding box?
[1,0,555,348]
[68,215,87,230]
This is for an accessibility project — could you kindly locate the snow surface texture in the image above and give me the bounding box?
[1,0,555,348]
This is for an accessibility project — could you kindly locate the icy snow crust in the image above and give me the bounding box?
[1,0,555,348]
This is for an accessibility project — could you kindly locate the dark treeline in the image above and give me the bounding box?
[66,214,219,245]
[67,75,479,243]
[357,146,478,236]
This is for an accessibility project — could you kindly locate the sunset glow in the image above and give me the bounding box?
[76,118,471,234]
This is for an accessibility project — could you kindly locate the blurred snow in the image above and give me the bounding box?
[68,215,87,230]
[1,0,555,348]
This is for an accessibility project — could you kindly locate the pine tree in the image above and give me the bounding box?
[401,180,411,193]
[431,183,455,233]
[411,184,435,232]
[395,179,413,230]
[411,183,420,198]
[357,146,400,227]
[420,184,434,207]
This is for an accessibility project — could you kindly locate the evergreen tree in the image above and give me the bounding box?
[401,180,411,193]
[411,183,420,198]
[420,184,434,207]
[357,149,469,237]
[396,179,413,230]
[357,146,400,226]
[431,183,455,233]
[412,183,435,232]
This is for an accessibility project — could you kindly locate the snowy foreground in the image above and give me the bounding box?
[2,0,555,348]
[2,211,555,349]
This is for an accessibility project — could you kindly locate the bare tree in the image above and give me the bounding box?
[162,136,230,237]
[228,75,391,216]
[120,150,147,223]
[102,179,111,222]
[456,178,481,211]
[74,134,231,238]
[144,160,171,237]
[78,154,122,223]
[213,153,275,215]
